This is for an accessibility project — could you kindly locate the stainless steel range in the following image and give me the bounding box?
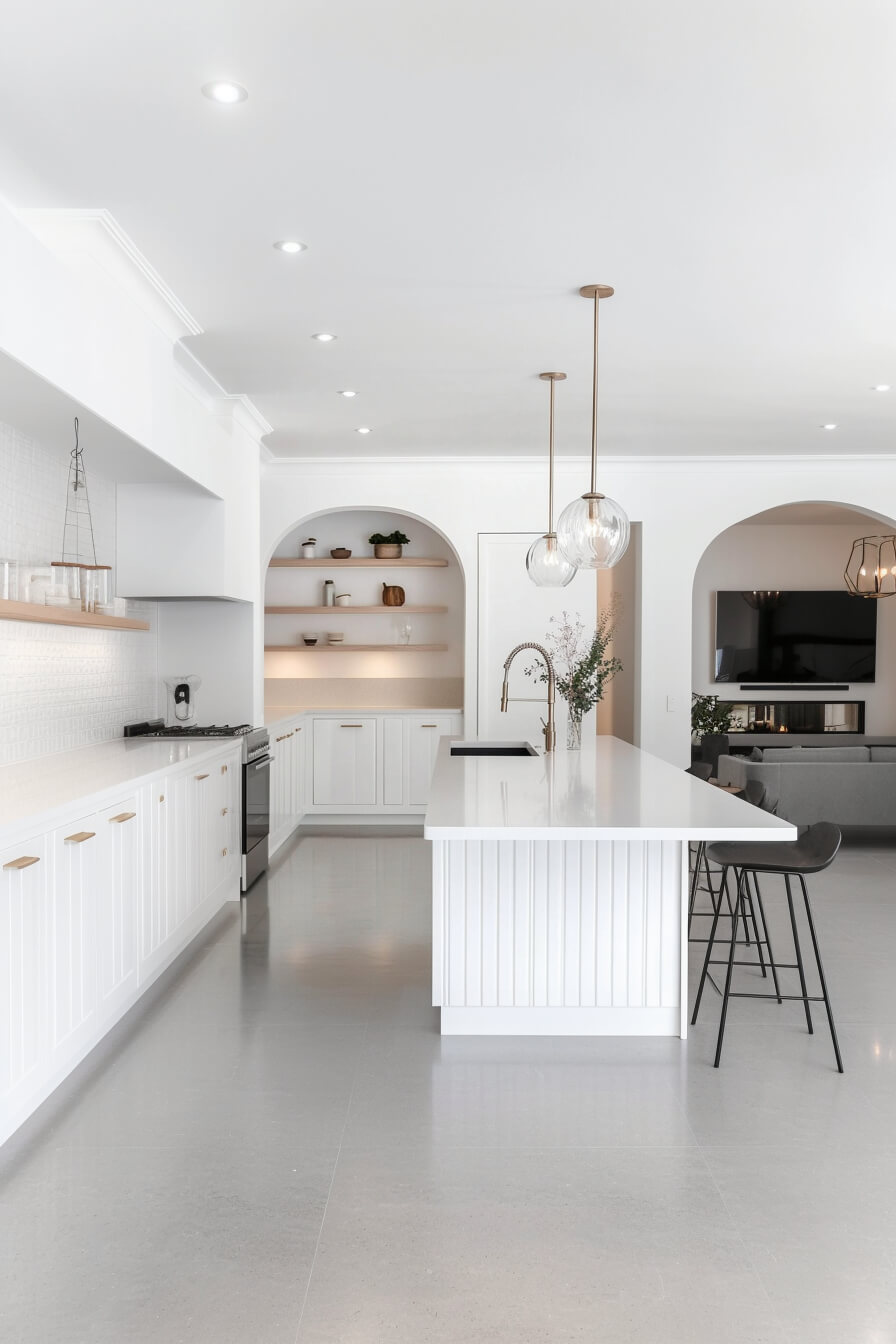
[124,720,271,890]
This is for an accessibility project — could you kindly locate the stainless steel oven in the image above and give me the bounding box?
[242,736,272,891]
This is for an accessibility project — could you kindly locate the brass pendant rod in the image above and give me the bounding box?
[590,290,599,496]
[548,374,556,533]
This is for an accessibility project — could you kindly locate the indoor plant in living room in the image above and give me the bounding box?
[526,601,623,749]
[369,530,410,559]
[691,693,736,773]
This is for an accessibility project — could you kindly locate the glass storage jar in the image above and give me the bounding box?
[83,564,114,613]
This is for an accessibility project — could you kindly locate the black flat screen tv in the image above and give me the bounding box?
[714,590,877,684]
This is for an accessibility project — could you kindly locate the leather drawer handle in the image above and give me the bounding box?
[421,724,438,728]
[340,724,363,728]
[65,831,96,844]
[195,774,209,781]
[3,855,40,870]
[109,812,136,824]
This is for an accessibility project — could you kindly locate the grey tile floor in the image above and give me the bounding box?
[2,829,896,1343]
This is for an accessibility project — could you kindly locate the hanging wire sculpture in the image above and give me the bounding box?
[61,417,97,566]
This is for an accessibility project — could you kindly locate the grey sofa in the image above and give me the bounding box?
[717,745,896,826]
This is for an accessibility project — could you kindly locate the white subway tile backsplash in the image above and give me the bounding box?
[0,419,159,764]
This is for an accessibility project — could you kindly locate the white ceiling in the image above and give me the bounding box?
[1,1,896,459]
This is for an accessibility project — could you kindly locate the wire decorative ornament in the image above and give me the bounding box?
[61,417,97,566]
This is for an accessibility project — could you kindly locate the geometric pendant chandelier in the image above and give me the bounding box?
[844,534,896,598]
[526,372,577,587]
[556,284,631,570]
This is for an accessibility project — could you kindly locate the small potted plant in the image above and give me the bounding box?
[690,693,736,744]
[369,530,410,560]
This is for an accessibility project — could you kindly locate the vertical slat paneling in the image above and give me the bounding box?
[446,840,467,1006]
[644,841,663,1006]
[579,842,597,1006]
[497,841,515,1005]
[431,840,444,1004]
[513,840,530,1005]
[563,842,582,1006]
[480,841,499,1006]
[661,840,682,1007]
[596,841,614,1006]
[627,841,645,1008]
[464,842,482,1005]
[531,842,549,1005]
[546,842,565,1006]
[611,841,629,1006]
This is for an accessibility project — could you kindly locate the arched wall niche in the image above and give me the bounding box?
[262,504,465,715]
[691,498,896,737]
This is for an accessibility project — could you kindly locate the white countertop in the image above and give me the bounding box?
[265,704,463,728]
[0,738,241,843]
[424,736,798,841]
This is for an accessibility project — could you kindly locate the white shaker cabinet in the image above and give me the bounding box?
[49,814,100,1065]
[0,837,47,1117]
[312,717,377,806]
[407,716,460,804]
[270,719,303,854]
[96,800,140,1020]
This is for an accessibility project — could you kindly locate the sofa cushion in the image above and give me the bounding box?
[761,746,870,763]
[870,746,896,762]
[750,747,764,761]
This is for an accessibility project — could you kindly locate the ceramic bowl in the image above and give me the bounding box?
[302,635,318,646]
[330,548,352,559]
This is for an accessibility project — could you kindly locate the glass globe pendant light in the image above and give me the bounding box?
[526,371,577,587]
[556,284,630,569]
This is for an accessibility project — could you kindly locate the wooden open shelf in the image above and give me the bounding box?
[0,598,150,632]
[265,643,448,653]
[269,557,448,568]
[264,604,448,614]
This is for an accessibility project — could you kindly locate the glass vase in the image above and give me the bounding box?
[566,705,583,751]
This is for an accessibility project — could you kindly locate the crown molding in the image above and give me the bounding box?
[262,451,896,472]
[172,342,272,445]
[13,207,203,341]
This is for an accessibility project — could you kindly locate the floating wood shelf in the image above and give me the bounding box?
[265,643,449,653]
[0,598,150,632]
[264,604,448,614]
[269,557,449,568]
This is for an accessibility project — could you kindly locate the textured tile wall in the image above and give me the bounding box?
[0,419,158,764]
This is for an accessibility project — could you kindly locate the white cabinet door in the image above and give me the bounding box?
[0,838,47,1112]
[407,717,456,804]
[382,718,404,806]
[291,723,306,823]
[313,718,377,805]
[142,781,170,969]
[210,755,241,892]
[97,799,140,1019]
[49,815,99,1061]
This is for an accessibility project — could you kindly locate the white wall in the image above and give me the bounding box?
[692,521,896,733]
[261,455,896,764]
[156,601,255,727]
[0,418,158,763]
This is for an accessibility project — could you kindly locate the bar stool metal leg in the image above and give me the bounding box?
[752,874,783,1004]
[692,864,729,1024]
[713,869,746,1067]
[799,874,843,1073]
[784,873,813,1034]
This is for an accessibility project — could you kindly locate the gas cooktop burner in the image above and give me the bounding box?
[145,724,253,737]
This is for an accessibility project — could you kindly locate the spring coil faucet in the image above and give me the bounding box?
[500,642,556,752]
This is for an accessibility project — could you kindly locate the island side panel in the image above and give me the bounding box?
[432,837,684,1036]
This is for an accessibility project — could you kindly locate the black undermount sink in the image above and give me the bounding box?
[450,742,538,757]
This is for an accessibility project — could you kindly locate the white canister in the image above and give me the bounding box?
[334,593,350,606]
[323,580,335,606]
[301,538,317,559]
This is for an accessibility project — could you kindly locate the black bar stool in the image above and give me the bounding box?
[692,822,843,1072]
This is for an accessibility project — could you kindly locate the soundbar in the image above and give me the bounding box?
[738,684,849,692]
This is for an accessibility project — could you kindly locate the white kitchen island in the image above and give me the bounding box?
[424,736,796,1036]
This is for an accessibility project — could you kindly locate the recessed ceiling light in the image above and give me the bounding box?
[201,81,248,104]
[311,333,336,342]
[357,427,371,434]
[872,384,891,392]
[821,423,838,430]
[274,240,306,254]
[338,390,357,398]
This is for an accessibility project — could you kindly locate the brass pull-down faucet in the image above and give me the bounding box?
[500,643,556,752]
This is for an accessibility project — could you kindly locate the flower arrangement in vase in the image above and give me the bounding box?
[526,599,623,749]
